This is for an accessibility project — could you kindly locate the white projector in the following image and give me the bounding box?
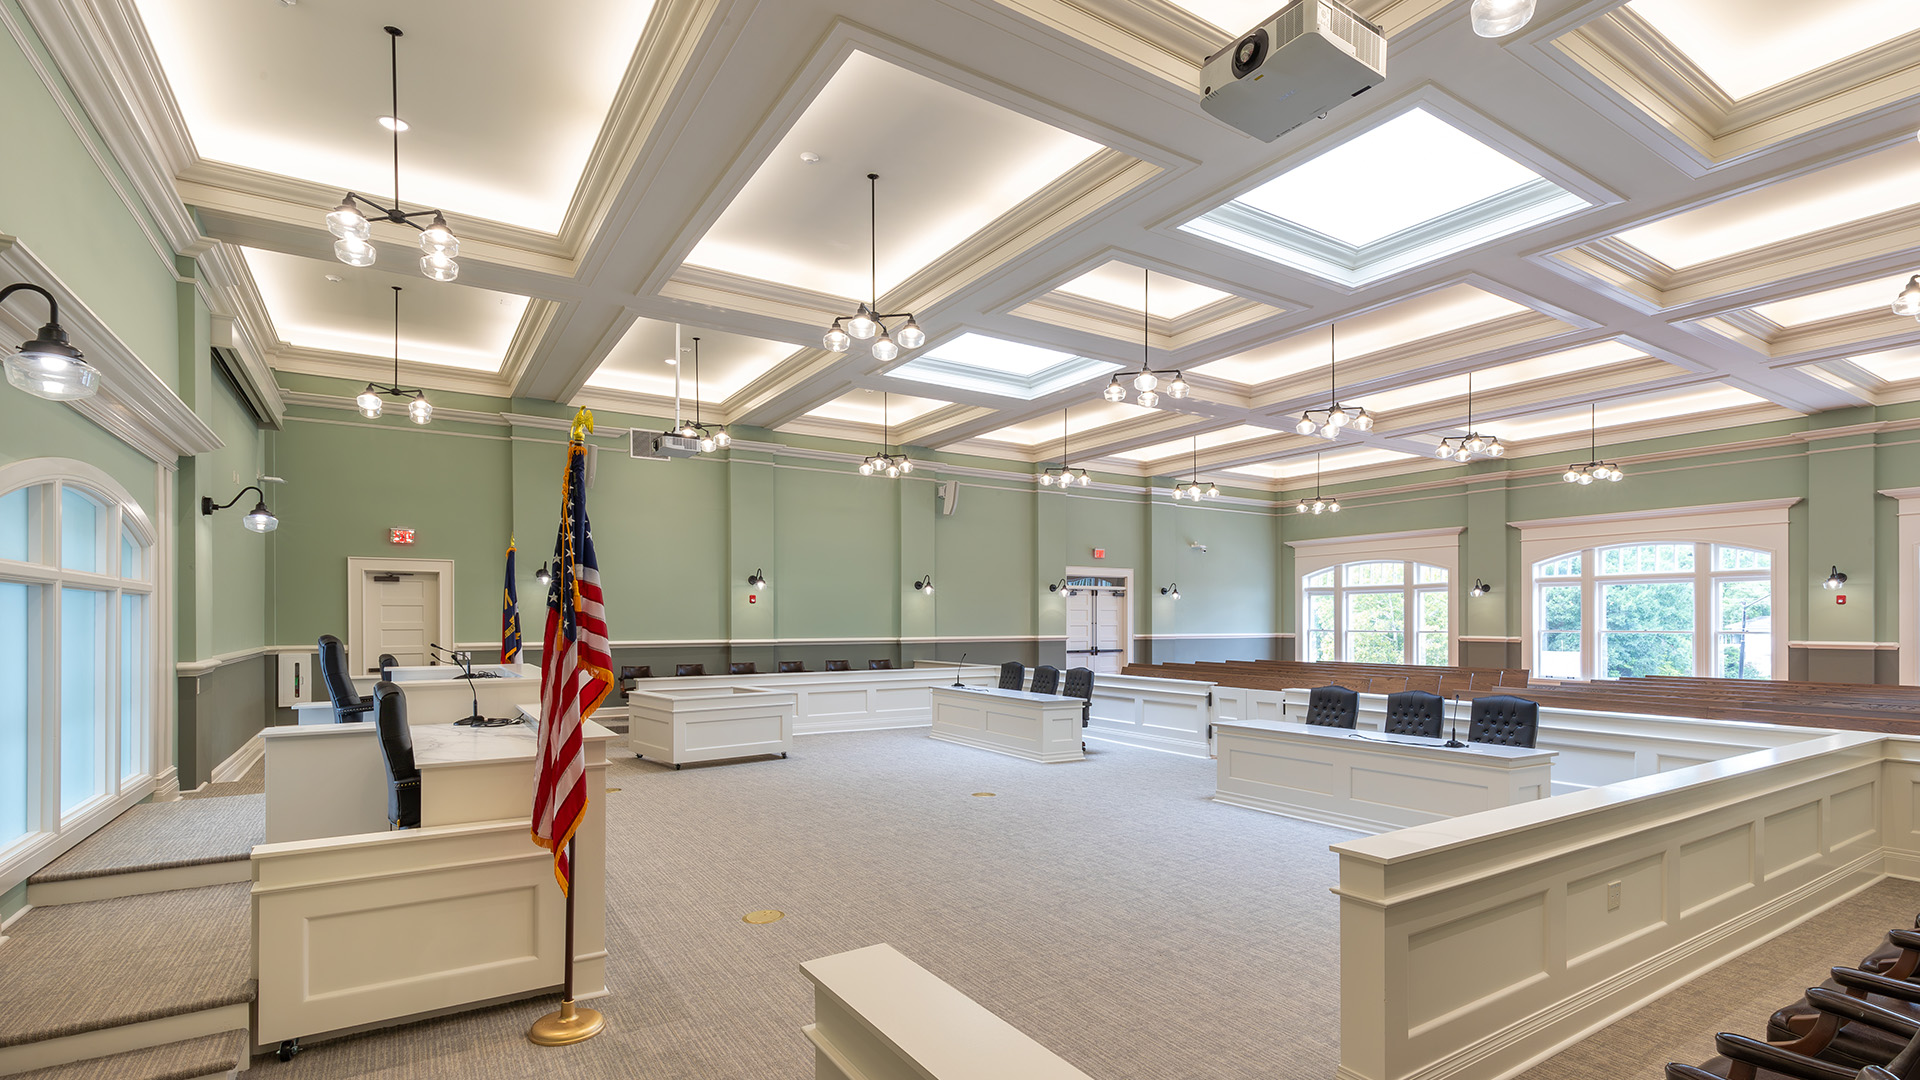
[1200,0,1386,142]
[632,430,702,459]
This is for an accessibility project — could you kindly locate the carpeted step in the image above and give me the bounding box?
[26,797,263,906]
[0,884,256,1077]
[3,1031,248,1080]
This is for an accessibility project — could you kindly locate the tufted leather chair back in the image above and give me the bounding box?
[319,635,372,723]
[1062,667,1094,727]
[998,661,1026,691]
[372,681,420,829]
[1030,665,1061,696]
[1382,691,1445,739]
[779,661,806,673]
[868,659,894,670]
[825,659,851,671]
[1467,695,1539,748]
[676,663,705,677]
[729,662,756,675]
[1305,685,1359,729]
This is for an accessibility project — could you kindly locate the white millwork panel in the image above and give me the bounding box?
[1212,721,1553,833]
[1081,672,1216,757]
[801,943,1093,1080]
[626,685,796,766]
[293,668,537,726]
[632,666,999,734]
[927,686,1085,763]
[262,723,389,842]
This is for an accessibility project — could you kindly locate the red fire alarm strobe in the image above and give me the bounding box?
[389,528,415,545]
[748,594,758,604]
[1837,595,1847,605]
[1092,548,1106,560]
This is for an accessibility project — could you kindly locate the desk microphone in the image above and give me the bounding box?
[1444,693,1467,748]
[953,652,967,688]
[430,643,486,726]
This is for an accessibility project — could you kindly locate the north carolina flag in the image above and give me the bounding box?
[502,537,522,664]
[532,411,613,894]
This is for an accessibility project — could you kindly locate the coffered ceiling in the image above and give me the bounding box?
[36,0,1920,491]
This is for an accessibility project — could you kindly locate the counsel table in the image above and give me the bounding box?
[928,685,1085,763]
[1212,720,1554,833]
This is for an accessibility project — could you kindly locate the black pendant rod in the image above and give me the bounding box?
[692,337,702,427]
[386,26,402,209]
[869,173,879,310]
[1142,271,1150,370]
[1329,324,1337,407]
[1590,402,1597,460]
[391,286,401,387]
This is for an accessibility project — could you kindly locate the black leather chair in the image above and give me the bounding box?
[378,653,399,680]
[1030,665,1061,696]
[1468,695,1540,748]
[371,682,420,829]
[676,663,705,677]
[1304,685,1359,729]
[779,661,806,673]
[825,659,851,671]
[1383,690,1446,739]
[729,662,756,675]
[868,659,893,670]
[318,635,372,724]
[997,661,1025,690]
[1063,667,1094,728]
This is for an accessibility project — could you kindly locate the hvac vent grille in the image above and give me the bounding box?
[1317,0,1385,71]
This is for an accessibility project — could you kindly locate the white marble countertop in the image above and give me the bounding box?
[1214,719,1555,764]
[412,716,615,769]
[933,684,1079,706]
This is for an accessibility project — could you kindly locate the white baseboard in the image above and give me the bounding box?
[150,765,181,802]
[796,717,933,736]
[211,733,265,785]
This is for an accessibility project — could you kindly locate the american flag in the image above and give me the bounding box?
[532,416,613,894]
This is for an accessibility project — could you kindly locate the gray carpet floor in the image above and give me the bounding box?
[183,759,265,800]
[255,729,1353,1078]
[29,795,265,882]
[11,1032,248,1080]
[0,883,255,1046]
[1515,876,1920,1079]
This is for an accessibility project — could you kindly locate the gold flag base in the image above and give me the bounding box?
[528,998,604,1045]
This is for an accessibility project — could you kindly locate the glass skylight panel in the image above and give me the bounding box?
[920,334,1077,377]
[1112,425,1277,462]
[1627,0,1920,100]
[1751,275,1907,327]
[975,401,1151,446]
[1234,110,1541,247]
[1841,345,1920,384]
[1053,264,1233,319]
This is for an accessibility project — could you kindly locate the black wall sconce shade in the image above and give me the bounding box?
[535,563,551,587]
[1160,583,1180,599]
[747,569,768,590]
[202,486,278,533]
[913,575,934,594]
[1469,579,1492,597]
[1824,566,1849,590]
[1047,578,1069,594]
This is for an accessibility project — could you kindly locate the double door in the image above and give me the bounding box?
[1064,585,1126,674]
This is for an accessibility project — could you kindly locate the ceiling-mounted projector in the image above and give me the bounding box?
[1201,0,1386,142]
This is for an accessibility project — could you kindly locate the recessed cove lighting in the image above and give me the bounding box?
[886,333,1119,401]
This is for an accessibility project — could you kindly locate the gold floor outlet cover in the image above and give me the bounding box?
[528,998,604,1046]
[971,792,996,797]
[743,909,785,924]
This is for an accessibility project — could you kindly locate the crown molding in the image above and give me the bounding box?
[1507,497,1801,532]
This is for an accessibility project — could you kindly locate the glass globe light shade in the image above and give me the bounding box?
[715,430,732,448]
[680,425,698,438]
[1327,407,1349,428]
[242,502,278,533]
[885,464,900,478]
[356,386,383,418]
[1077,474,1090,486]
[1205,484,1220,499]
[1296,417,1318,436]
[1434,444,1454,459]
[1894,277,1920,317]
[420,253,459,282]
[1136,390,1159,408]
[334,237,376,267]
[847,305,877,340]
[1311,501,1324,515]
[1454,448,1472,462]
[1328,499,1341,513]
[1564,469,1580,483]
[1102,379,1126,402]
[1320,426,1338,440]
[1296,500,1308,513]
[419,215,459,257]
[408,395,433,425]
[870,332,899,363]
[1464,435,1485,454]
[1487,440,1505,457]
[1577,472,1594,485]
[5,338,100,402]
[1470,0,1536,37]
[1132,370,1159,393]
[899,460,913,474]
[859,462,873,475]
[699,436,715,452]
[1351,411,1373,432]
[1166,374,1189,399]
[1039,474,1054,487]
[824,326,851,351]
[896,319,925,349]
[1607,468,1623,482]
[326,201,370,241]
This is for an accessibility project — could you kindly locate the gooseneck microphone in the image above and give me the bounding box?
[430,643,486,725]
[953,652,967,688]
[1444,693,1466,748]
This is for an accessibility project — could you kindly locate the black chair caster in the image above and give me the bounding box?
[278,1038,303,1062]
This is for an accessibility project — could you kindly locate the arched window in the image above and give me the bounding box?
[1532,542,1772,680]
[1302,560,1450,665]
[0,460,154,856]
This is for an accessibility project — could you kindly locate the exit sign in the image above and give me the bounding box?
[389,528,416,545]
[1092,548,1106,560]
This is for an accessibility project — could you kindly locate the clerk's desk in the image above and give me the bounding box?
[252,704,617,1046]
[292,662,535,726]
[1212,720,1554,834]
[928,684,1086,763]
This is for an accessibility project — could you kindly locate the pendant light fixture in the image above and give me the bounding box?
[1891,276,1920,317]
[323,27,461,281]
[355,286,432,424]
[1038,408,1091,487]
[1470,0,1536,37]
[1434,372,1505,461]
[1172,436,1220,500]
[859,392,913,478]
[822,174,924,360]
[1293,324,1371,440]
[1101,269,1188,408]
[673,337,730,452]
[1294,452,1342,514]
[1,282,99,401]
[1562,403,1624,484]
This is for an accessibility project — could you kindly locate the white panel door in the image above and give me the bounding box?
[361,573,439,672]
[1065,591,1092,667]
[1093,591,1125,673]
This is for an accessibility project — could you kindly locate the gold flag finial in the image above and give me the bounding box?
[570,408,595,440]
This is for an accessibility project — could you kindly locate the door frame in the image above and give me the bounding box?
[346,556,456,675]
[1064,564,1132,669]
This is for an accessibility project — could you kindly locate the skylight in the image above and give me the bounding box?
[1053,263,1233,320]
[885,334,1119,400]
[1182,107,1587,287]
[1751,274,1908,327]
[975,400,1152,446]
[1627,0,1920,101]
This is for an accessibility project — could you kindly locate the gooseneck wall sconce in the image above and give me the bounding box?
[1824,566,1849,591]
[2,282,99,401]
[1160,583,1181,599]
[913,575,934,594]
[202,486,278,533]
[1469,580,1492,597]
[747,569,768,590]
[535,563,552,587]
[1048,579,1069,594]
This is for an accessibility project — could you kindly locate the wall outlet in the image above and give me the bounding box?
[1606,880,1622,911]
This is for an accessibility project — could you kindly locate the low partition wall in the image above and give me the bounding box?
[1244,688,1824,793]
[1084,673,1216,758]
[1334,731,1920,1080]
[635,666,999,734]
